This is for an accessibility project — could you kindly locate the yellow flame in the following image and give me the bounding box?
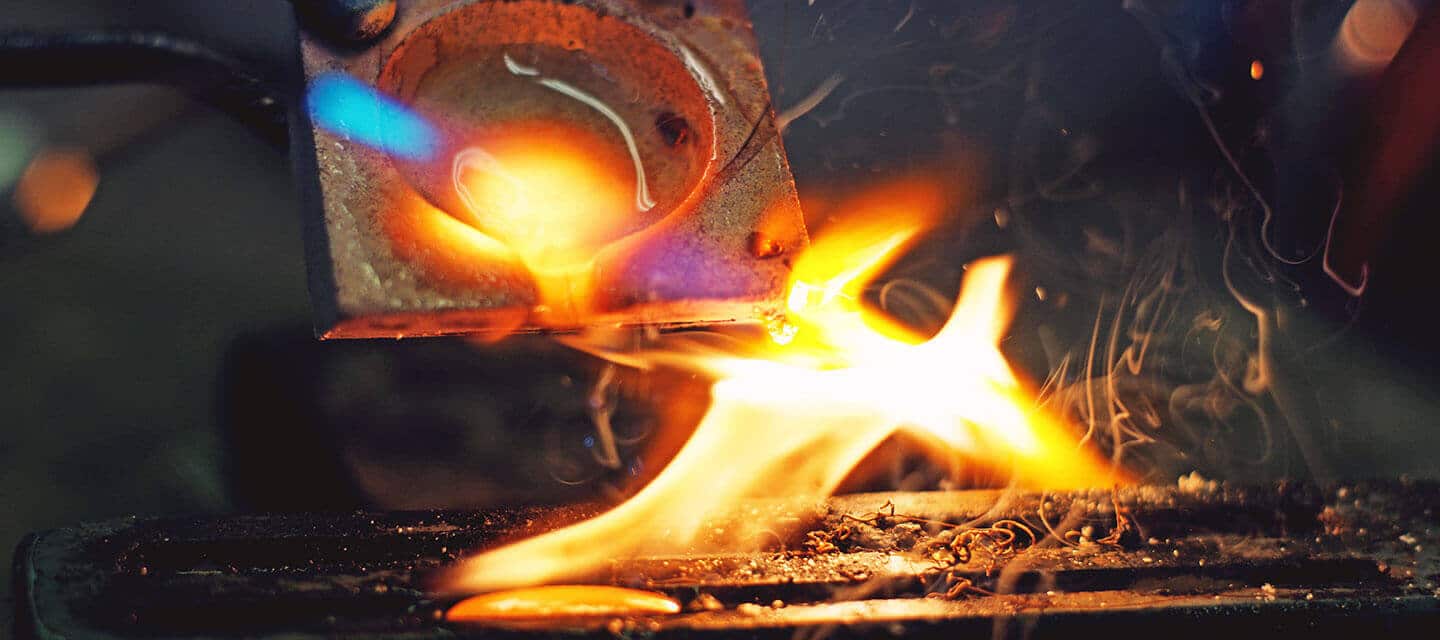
[444,180,1122,594]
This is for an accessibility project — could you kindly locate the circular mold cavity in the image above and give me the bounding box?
[378,1,718,266]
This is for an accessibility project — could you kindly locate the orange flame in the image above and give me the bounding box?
[445,179,1123,594]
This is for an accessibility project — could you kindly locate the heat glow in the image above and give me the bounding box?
[450,121,637,324]
[445,184,1124,594]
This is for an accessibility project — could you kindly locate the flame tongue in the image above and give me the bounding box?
[446,184,1121,594]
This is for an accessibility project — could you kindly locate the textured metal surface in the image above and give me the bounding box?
[15,482,1440,638]
[297,0,806,339]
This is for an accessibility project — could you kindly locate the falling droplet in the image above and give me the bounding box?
[1250,59,1265,80]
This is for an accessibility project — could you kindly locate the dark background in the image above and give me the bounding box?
[5,0,1440,632]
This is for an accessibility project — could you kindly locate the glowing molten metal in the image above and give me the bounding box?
[446,186,1122,596]
[451,121,635,273]
[451,121,638,324]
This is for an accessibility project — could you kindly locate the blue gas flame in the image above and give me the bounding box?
[305,73,440,161]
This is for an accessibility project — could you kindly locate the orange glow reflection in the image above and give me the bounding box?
[445,179,1125,594]
[1336,0,1418,73]
[452,121,632,267]
[14,149,99,234]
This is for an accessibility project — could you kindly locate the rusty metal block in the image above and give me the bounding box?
[295,0,806,339]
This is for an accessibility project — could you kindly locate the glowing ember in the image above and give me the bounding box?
[446,586,679,621]
[444,182,1124,594]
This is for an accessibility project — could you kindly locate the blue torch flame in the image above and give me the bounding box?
[305,72,440,161]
